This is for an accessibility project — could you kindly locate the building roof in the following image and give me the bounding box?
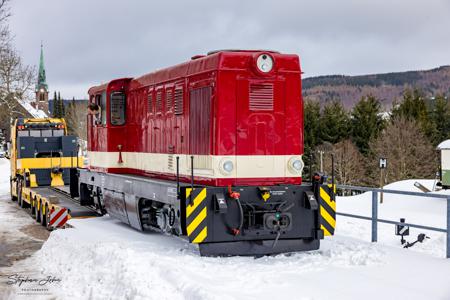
[437,140,450,150]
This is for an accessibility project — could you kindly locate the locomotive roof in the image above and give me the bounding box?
[88,50,300,94]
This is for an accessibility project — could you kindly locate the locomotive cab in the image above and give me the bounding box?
[87,79,131,170]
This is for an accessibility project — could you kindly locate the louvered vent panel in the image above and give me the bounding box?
[156,91,163,112]
[147,92,153,113]
[249,83,274,111]
[174,88,183,115]
[166,89,173,111]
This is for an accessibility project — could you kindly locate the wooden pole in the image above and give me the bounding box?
[380,168,384,204]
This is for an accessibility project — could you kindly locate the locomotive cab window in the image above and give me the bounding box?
[94,94,105,126]
[110,92,126,125]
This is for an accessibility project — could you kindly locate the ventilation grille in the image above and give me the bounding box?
[147,92,153,113]
[193,156,212,170]
[174,88,183,115]
[168,154,174,170]
[156,91,163,112]
[166,89,173,111]
[249,83,274,111]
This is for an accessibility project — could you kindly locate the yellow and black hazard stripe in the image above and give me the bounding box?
[319,184,336,236]
[185,188,208,244]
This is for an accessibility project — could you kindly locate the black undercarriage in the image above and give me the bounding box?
[74,169,329,256]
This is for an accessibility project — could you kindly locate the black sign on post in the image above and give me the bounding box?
[379,158,387,169]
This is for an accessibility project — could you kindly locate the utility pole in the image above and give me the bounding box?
[318,150,324,173]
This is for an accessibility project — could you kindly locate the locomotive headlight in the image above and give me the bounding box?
[256,54,273,73]
[293,160,303,171]
[288,156,304,175]
[223,160,234,173]
[219,158,234,175]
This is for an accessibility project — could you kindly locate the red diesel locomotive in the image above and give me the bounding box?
[74,50,336,256]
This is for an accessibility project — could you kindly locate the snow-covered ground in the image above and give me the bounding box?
[337,180,448,258]
[1,157,449,300]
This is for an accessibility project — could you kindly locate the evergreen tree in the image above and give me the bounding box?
[391,88,433,138]
[351,95,385,154]
[303,99,322,177]
[431,94,450,144]
[319,100,349,144]
[52,91,59,117]
[59,94,65,117]
[304,100,321,153]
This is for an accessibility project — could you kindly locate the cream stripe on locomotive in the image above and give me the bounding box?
[87,151,304,179]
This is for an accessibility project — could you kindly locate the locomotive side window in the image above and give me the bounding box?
[110,92,126,126]
[101,91,107,125]
[94,95,102,126]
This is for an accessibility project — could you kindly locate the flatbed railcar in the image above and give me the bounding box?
[9,118,98,228]
[77,50,337,256]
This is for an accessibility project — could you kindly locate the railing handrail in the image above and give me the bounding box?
[336,212,447,233]
[332,184,450,258]
[336,184,450,199]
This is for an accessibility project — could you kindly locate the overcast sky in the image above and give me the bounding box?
[9,0,450,99]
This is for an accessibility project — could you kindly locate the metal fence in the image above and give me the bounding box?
[335,184,450,259]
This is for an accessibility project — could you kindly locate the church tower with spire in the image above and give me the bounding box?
[34,43,49,113]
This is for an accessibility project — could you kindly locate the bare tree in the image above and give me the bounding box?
[65,101,87,141]
[0,0,36,140]
[369,117,438,184]
[314,140,365,188]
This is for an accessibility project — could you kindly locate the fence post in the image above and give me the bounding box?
[372,191,378,242]
[447,197,450,259]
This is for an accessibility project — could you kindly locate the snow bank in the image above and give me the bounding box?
[26,217,450,300]
[337,179,448,258]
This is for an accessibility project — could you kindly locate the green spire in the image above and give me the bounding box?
[36,42,48,92]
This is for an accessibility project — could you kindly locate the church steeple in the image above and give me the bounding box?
[36,42,48,92]
[35,42,49,113]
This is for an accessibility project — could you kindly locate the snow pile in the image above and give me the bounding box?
[17,99,48,118]
[25,218,450,300]
[31,217,386,300]
[0,158,10,190]
[337,179,448,257]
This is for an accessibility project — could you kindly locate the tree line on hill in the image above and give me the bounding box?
[304,89,449,186]
[52,93,87,141]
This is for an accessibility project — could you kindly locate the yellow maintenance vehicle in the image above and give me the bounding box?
[9,117,98,229]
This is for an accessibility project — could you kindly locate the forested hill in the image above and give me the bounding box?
[303,65,450,109]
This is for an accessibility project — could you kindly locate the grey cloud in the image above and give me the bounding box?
[9,0,450,98]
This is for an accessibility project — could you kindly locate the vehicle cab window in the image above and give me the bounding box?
[101,91,107,125]
[93,94,106,126]
[110,92,126,125]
